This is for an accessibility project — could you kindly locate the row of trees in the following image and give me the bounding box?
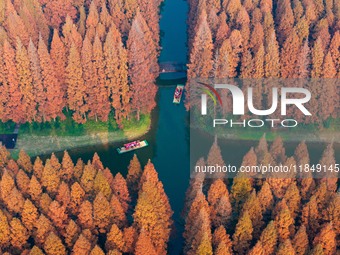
[186,0,340,123]
[0,147,173,254]
[0,0,160,125]
[184,136,339,254]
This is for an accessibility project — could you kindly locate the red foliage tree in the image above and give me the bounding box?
[37,35,63,121]
[90,34,110,121]
[127,12,158,120]
[134,161,173,255]
[135,231,158,255]
[3,39,22,122]
[15,38,36,122]
[66,42,88,123]
[50,30,67,105]
[104,24,130,125]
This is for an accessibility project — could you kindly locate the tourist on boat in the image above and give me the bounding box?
[175,88,182,98]
[124,142,133,149]
[124,140,140,149]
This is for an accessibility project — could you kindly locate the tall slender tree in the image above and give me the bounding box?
[86,1,99,42]
[233,211,253,255]
[15,38,36,122]
[135,231,158,255]
[311,37,324,78]
[3,39,22,122]
[66,42,88,123]
[281,30,300,78]
[104,24,130,125]
[4,1,30,47]
[134,161,172,255]
[276,0,295,44]
[127,12,158,120]
[50,29,67,105]
[38,35,63,121]
[187,10,213,79]
[91,34,111,121]
[275,200,295,241]
[27,39,45,122]
[264,30,280,78]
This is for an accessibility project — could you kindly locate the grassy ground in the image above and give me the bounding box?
[216,127,340,143]
[0,121,16,134]
[8,114,151,158]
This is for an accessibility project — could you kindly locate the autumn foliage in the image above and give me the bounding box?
[184,138,339,254]
[186,0,340,124]
[0,143,338,254]
[0,148,172,254]
[0,0,161,125]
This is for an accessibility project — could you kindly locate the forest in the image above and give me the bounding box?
[0,147,172,255]
[0,137,338,254]
[0,0,160,125]
[0,0,339,254]
[183,0,340,252]
[184,137,339,255]
[186,0,339,126]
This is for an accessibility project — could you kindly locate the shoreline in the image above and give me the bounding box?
[191,116,340,144]
[218,132,340,143]
[192,127,340,144]
[10,120,151,158]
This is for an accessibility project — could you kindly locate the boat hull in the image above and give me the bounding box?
[117,140,149,154]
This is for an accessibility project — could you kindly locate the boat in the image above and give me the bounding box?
[117,140,149,154]
[173,85,184,104]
